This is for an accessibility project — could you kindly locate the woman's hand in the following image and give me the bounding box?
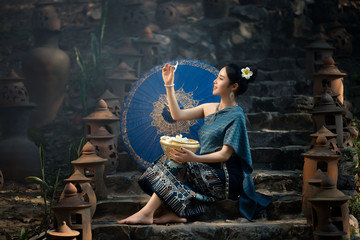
[162,63,175,85]
[170,145,234,164]
[170,147,198,163]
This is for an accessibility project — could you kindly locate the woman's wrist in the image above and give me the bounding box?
[164,83,174,87]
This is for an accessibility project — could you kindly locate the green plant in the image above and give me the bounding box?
[5,227,29,240]
[25,145,61,235]
[74,0,109,115]
[348,118,360,188]
[68,137,86,162]
[350,192,360,221]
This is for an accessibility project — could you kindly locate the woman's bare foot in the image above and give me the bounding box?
[117,211,153,225]
[153,212,187,225]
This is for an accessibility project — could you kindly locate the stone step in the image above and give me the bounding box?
[251,145,307,170]
[257,57,304,71]
[93,192,302,222]
[246,112,313,131]
[248,130,312,148]
[235,57,305,72]
[117,151,144,172]
[238,95,314,113]
[106,169,303,197]
[267,46,306,59]
[92,218,311,240]
[253,170,302,193]
[254,69,309,84]
[245,80,303,97]
[106,171,144,196]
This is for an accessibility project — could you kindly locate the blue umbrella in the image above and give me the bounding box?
[120,59,220,169]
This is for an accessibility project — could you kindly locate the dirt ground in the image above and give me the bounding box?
[0,181,46,239]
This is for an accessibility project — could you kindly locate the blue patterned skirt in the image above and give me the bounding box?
[138,155,226,218]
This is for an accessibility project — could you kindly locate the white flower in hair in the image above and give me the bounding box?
[241,67,253,80]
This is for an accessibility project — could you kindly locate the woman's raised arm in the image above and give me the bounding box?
[162,63,205,121]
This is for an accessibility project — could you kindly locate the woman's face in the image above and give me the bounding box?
[212,67,233,96]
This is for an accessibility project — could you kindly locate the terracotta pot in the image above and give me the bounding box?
[155,2,178,29]
[22,3,69,127]
[0,105,41,180]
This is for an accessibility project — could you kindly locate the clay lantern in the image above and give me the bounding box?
[0,70,41,180]
[83,99,120,145]
[302,169,325,225]
[88,126,118,174]
[312,92,345,148]
[134,27,160,74]
[310,125,340,155]
[47,221,80,240]
[99,89,122,118]
[313,85,342,110]
[71,142,108,200]
[313,56,346,104]
[107,62,138,105]
[62,169,97,217]
[305,27,335,79]
[309,175,351,240]
[52,183,92,240]
[113,38,142,77]
[301,134,341,193]
[0,70,29,106]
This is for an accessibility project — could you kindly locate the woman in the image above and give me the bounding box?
[117,62,271,225]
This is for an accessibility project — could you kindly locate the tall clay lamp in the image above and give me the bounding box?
[134,27,160,74]
[312,92,345,148]
[88,126,118,174]
[305,27,334,79]
[83,99,120,146]
[99,89,122,118]
[309,125,340,155]
[61,169,97,217]
[301,134,341,194]
[0,70,40,180]
[309,175,351,240]
[52,183,92,240]
[112,37,142,77]
[71,142,108,200]
[313,56,346,104]
[107,61,138,106]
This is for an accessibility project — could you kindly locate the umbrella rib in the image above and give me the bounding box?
[142,132,162,161]
[129,126,160,160]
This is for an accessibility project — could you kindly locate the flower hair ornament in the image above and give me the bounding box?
[241,67,253,80]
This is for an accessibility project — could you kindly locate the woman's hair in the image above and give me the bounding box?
[225,64,257,96]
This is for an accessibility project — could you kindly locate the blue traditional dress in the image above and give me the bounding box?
[138,105,271,221]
